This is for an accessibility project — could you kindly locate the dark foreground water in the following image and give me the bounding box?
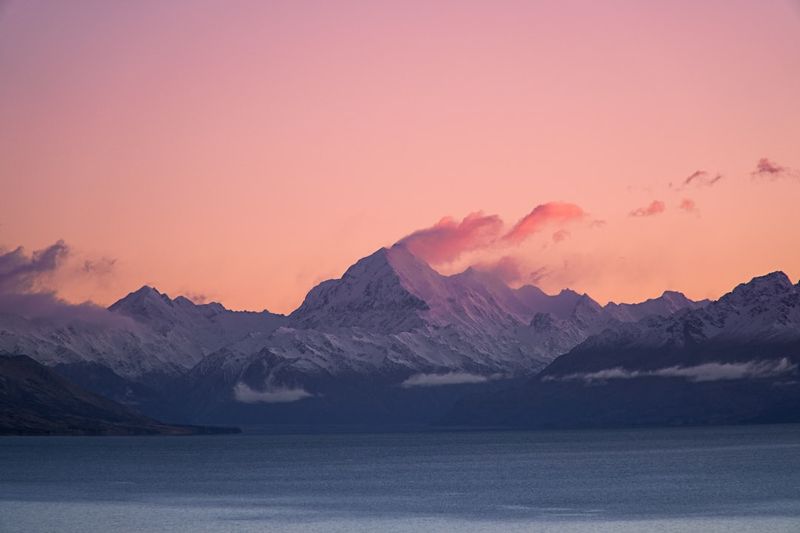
[1,425,800,532]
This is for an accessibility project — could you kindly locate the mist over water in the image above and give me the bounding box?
[2,425,800,533]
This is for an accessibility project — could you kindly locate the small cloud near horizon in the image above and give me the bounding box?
[184,291,209,304]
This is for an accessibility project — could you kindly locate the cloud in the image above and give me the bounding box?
[82,257,117,276]
[552,229,571,243]
[184,291,209,304]
[679,198,697,213]
[401,372,491,387]
[0,240,69,293]
[546,358,796,384]
[232,382,313,403]
[682,170,723,188]
[629,200,666,217]
[397,202,592,271]
[398,212,503,265]
[503,202,586,244]
[472,256,525,285]
[751,158,799,181]
[472,256,548,286]
[0,241,127,325]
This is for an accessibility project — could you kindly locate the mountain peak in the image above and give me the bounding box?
[750,271,792,286]
[132,285,162,297]
[108,286,172,312]
[290,246,430,332]
[661,290,687,299]
[723,271,793,305]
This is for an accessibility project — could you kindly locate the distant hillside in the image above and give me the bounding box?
[0,354,238,436]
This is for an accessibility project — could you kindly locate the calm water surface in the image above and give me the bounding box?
[1,425,799,532]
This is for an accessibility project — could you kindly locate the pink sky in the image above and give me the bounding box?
[1,0,799,313]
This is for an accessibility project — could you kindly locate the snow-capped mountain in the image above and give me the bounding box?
[172,245,710,423]
[445,272,800,429]
[604,290,709,322]
[0,287,285,380]
[542,271,800,378]
[0,244,710,424]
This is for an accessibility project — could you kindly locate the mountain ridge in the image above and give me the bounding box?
[0,245,775,428]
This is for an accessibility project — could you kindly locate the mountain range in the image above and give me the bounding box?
[445,272,800,428]
[1,243,797,430]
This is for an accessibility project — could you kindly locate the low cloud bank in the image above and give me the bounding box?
[547,358,796,383]
[401,372,490,388]
[233,382,313,403]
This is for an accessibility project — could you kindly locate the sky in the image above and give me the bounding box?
[1,0,799,314]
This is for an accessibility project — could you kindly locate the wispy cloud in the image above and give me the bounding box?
[401,372,491,387]
[681,170,723,189]
[546,358,796,383]
[233,382,313,403]
[629,200,666,217]
[473,256,548,286]
[82,257,117,276]
[184,291,209,304]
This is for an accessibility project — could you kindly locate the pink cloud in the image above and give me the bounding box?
[679,198,697,213]
[503,202,586,244]
[399,201,592,267]
[629,200,666,217]
[751,158,798,180]
[398,212,503,265]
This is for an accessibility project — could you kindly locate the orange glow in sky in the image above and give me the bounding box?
[1,1,799,313]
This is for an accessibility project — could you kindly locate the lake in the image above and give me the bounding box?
[1,424,799,532]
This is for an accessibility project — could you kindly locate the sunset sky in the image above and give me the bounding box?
[1,0,799,314]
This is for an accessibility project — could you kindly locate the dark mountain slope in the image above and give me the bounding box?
[0,354,238,435]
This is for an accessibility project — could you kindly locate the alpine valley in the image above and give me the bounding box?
[2,244,798,432]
